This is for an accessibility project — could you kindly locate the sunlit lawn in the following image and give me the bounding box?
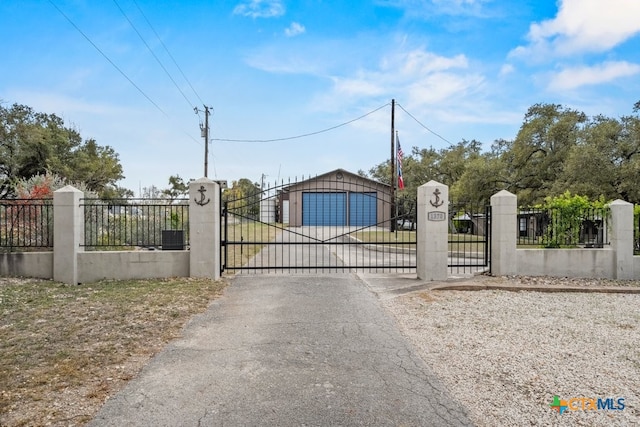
[354,230,487,252]
[222,221,282,271]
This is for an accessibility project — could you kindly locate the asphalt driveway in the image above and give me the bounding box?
[89,274,472,426]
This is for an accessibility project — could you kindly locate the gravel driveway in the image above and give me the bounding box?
[383,278,640,426]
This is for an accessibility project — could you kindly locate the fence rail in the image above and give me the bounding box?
[82,198,190,250]
[0,198,54,251]
[517,207,609,248]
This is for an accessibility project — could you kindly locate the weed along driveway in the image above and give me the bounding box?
[89,274,473,426]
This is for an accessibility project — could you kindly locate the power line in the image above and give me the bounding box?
[48,0,168,118]
[212,102,391,143]
[131,0,206,106]
[396,103,455,146]
[112,0,196,110]
[49,0,203,148]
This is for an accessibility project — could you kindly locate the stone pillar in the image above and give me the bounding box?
[416,180,448,281]
[53,185,83,285]
[189,178,220,279]
[609,199,634,280]
[490,190,518,276]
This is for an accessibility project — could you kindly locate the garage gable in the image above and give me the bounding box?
[281,169,391,227]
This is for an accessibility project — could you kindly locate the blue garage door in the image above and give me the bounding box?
[349,192,377,226]
[302,192,346,226]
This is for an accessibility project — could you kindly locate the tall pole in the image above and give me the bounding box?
[390,99,396,232]
[204,105,210,178]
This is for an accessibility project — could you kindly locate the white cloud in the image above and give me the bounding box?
[499,64,515,77]
[330,76,386,98]
[233,0,285,18]
[313,47,489,122]
[512,0,640,59]
[548,61,640,91]
[285,22,305,37]
[8,90,130,117]
[380,0,491,17]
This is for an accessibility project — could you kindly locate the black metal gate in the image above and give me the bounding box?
[220,172,416,274]
[448,203,491,274]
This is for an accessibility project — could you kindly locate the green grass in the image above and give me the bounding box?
[354,231,487,252]
[223,221,282,271]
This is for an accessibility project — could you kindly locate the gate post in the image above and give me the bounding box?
[53,185,83,285]
[189,178,220,279]
[417,180,448,281]
[609,199,634,279]
[490,190,517,276]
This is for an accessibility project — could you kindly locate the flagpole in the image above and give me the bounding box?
[390,99,396,233]
[395,130,399,239]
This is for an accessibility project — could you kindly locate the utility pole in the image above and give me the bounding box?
[196,105,211,178]
[203,105,210,178]
[390,99,396,232]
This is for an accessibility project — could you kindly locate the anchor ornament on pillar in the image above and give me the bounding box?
[195,185,210,206]
[430,188,444,208]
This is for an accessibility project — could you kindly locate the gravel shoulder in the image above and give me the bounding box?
[382,276,640,427]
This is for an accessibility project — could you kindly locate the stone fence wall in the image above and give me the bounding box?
[2,179,639,284]
[0,178,221,284]
[415,183,636,281]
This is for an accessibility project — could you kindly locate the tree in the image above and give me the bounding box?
[223,178,261,219]
[66,139,124,195]
[365,101,640,207]
[100,185,134,200]
[453,154,507,205]
[162,175,189,200]
[141,185,163,199]
[551,115,622,201]
[0,103,125,198]
[508,103,587,205]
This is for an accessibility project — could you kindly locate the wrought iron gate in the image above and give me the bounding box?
[220,172,416,274]
[448,203,491,274]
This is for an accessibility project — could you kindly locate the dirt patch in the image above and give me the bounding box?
[0,277,227,427]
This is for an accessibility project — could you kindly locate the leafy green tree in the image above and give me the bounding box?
[536,192,608,248]
[366,101,640,207]
[453,153,509,205]
[0,103,125,198]
[551,114,640,203]
[552,116,621,200]
[99,185,134,200]
[162,175,189,200]
[67,139,124,195]
[509,103,587,205]
[223,178,261,219]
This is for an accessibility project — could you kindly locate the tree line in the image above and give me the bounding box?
[3,100,640,207]
[0,102,127,199]
[364,101,640,207]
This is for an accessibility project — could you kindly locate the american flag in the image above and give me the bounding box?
[397,136,405,190]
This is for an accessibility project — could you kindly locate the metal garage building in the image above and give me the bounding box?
[278,169,392,228]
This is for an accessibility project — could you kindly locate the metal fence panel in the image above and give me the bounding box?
[82,199,189,250]
[0,199,53,251]
[517,207,609,248]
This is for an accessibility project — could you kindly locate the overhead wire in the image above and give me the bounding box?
[131,0,206,107]
[48,0,203,148]
[41,5,453,170]
[112,0,196,110]
[396,103,455,146]
[212,102,391,143]
[48,0,169,118]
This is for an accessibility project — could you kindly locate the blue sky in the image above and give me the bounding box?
[2,0,639,195]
